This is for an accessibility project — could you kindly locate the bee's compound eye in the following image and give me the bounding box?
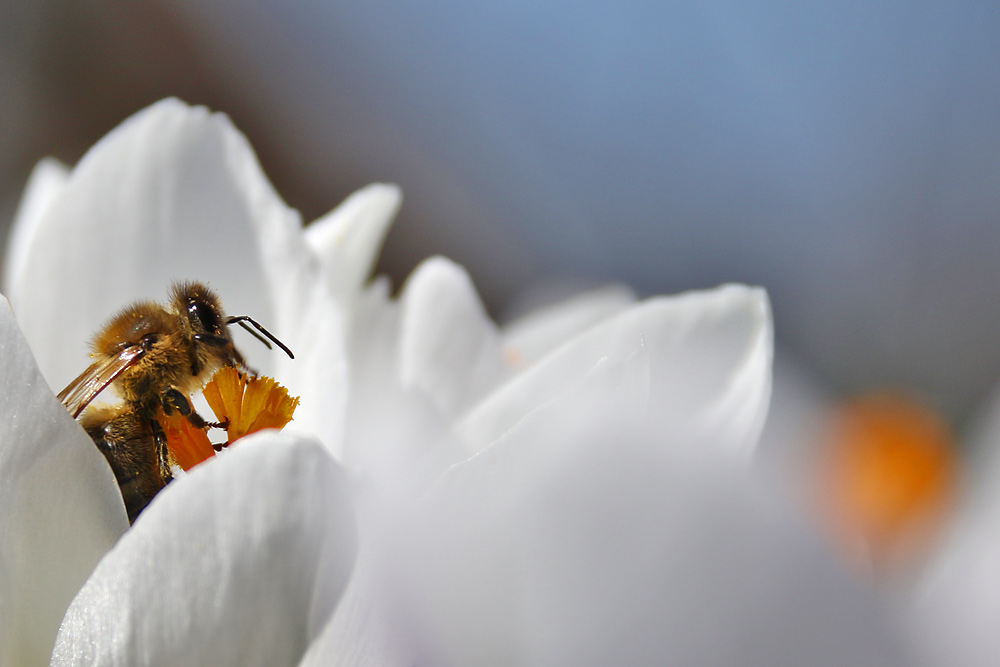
[189,298,220,332]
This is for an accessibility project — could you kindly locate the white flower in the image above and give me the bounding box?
[0,99,908,665]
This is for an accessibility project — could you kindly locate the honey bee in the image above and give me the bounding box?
[58,281,293,523]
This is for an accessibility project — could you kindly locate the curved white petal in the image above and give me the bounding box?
[0,294,126,666]
[52,432,357,667]
[7,99,308,392]
[456,284,772,457]
[392,386,911,666]
[305,183,402,309]
[2,157,69,302]
[398,257,509,418]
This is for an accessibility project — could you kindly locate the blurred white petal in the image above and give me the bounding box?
[398,256,510,418]
[51,432,357,667]
[391,382,910,666]
[0,294,126,666]
[457,284,771,457]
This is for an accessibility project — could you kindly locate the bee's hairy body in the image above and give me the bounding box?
[80,403,168,524]
[64,282,247,523]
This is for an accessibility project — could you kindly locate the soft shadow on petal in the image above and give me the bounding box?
[456,284,772,457]
[394,381,912,666]
[3,157,69,303]
[905,388,1000,667]
[9,99,292,391]
[906,516,1000,667]
[304,183,402,310]
[0,294,126,667]
[398,256,510,418]
[51,432,357,667]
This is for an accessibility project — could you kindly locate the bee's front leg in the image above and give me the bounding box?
[161,387,228,430]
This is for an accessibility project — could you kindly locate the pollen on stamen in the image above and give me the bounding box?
[203,366,300,446]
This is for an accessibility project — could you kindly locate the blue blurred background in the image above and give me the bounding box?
[2,0,999,423]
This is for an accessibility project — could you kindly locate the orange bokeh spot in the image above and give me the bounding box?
[817,392,958,573]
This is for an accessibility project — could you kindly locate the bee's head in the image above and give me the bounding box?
[172,282,245,375]
[172,282,293,378]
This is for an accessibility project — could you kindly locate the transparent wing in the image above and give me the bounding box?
[57,346,146,418]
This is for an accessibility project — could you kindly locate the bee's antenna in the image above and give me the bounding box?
[236,320,272,350]
[227,316,294,359]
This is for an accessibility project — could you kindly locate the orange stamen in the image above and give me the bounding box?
[161,411,216,471]
[203,367,300,445]
[162,368,300,471]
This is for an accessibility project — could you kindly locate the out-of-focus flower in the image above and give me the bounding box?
[759,360,960,576]
[815,392,957,574]
[758,356,1000,667]
[0,100,909,665]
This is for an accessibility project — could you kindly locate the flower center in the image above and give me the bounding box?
[164,367,300,471]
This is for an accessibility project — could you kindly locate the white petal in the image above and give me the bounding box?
[0,293,126,666]
[398,257,509,418]
[52,432,357,667]
[8,99,299,391]
[304,183,402,308]
[457,284,772,457]
[501,284,635,366]
[2,157,69,302]
[393,386,910,666]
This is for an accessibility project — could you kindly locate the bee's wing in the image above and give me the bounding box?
[57,346,146,419]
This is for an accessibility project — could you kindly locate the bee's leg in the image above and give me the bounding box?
[148,418,174,487]
[161,387,228,430]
